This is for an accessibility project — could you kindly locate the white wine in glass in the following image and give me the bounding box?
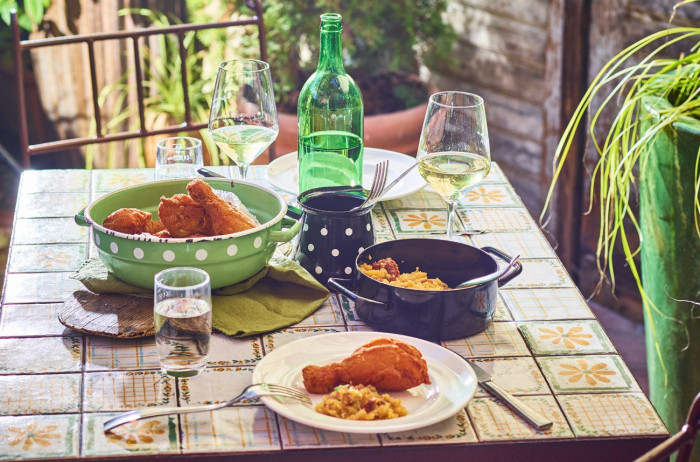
[209,59,279,180]
[417,92,491,240]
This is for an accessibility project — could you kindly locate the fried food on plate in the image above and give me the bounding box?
[302,338,431,394]
[187,179,257,235]
[158,193,214,238]
[103,208,154,235]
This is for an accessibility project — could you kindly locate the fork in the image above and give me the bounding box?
[103,383,311,432]
[349,160,389,212]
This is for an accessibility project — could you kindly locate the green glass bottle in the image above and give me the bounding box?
[297,13,364,194]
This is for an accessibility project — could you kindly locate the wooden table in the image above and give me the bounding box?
[0,164,667,461]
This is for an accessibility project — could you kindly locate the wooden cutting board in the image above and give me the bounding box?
[59,291,154,338]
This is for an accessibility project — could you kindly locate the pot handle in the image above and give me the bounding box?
[480,247,523,286]
[268,216,301,243]
[327,278,386,308]
[75,208,90,227]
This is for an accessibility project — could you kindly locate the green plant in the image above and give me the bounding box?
[0,0,51,67]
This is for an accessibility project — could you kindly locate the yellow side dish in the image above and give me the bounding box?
[315,384,407,420]
[359,263,448,290]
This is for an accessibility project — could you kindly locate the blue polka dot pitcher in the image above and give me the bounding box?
[295,187,375,286]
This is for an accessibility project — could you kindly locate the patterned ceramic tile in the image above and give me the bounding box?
[92,169,154,192]
[86,337,160,371]
[500,288,594,321]
[12,218,89,245]
[0,303,72,337]
[519,321,616,355]
[471,232,556,259]
[468,395,573,440]
[469,357,550,397]
[558,394,667,436]
[493,295,512,322]
[2,272,83,304]
[371,208,393,234]
[375,233,397,243]
[0,337,81,374]
[278,417,380,448]
[336,294,366,326]
[387,209,462,235]
[501,259,576,289]
[21,170,91,193]
[179,366,255,405]
[458,207,535,233]
[84,413,179,457]
[16,193,90,219]
[8,244,88,273]
[442,322,530,357]
[380,410,478,445]
[458,185,521,208]
[538,355,639,393]
[292,296,346,328]
[84,370,175,411]
[0,374,81,415]
[264,327,347,353]
[0,414,79,460]
[382,189,445,209]
[180,406,282,453]
[206,333,263,367]
[482,161,506,183]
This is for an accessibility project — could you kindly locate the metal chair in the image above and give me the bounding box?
[634,392,700,462]
[11,1,266,168]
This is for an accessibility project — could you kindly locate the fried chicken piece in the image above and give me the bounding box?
[146,220,166,235]
[371,258,400,280]
[302,338,431,394]
[186,179,257,235]
[103,208,153,234]
[158,194,214,238]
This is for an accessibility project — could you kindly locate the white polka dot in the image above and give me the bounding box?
[133,248,144,259]
[227,244,238,256]
[253,237,262,248]
[331,249,339,257]
[109,242,118,253]
[196,249,208,261]
[308,243,315,252]
[320,228,328,236]
[163,250,175,262]
[366,223,371,231]
[95,233,101,245]
[345,228,353,236]
[344,267,352,275]
[315,266,323,274]
[303,223,309,231]
[358,247,365,254]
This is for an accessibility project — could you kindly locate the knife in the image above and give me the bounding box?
[468,359,553,431]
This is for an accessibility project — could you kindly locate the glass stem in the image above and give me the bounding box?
[237,164,250,181]
[445,200,457,240]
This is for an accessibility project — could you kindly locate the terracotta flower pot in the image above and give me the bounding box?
[272,102,428,159]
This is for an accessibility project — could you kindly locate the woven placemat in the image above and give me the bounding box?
[59,291,154,338]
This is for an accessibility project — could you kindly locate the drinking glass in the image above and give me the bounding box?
[209,59,279,180]
[154,267,212,377]
[155,136,203,180]
[417,92,491,240]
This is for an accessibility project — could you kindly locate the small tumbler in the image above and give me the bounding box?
[155,137,204,180]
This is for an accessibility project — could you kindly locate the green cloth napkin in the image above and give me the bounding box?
[70,255,329,338]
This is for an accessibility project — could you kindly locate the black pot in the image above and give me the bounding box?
[328,238,522,341]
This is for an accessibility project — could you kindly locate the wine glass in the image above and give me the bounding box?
[417,92,491,240]
[209,59,279,180]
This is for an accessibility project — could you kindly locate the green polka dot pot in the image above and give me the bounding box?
[75,179,300,289]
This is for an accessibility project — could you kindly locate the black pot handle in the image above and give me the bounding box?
[327,278,386,307]
[480,247,523,287]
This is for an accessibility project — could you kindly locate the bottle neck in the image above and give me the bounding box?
[318,26,344,73]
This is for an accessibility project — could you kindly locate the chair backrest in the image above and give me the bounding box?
[634,392,700,462]
[11,1,266,168]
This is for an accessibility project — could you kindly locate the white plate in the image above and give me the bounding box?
[265,147,426,201]
[251,331,477,433]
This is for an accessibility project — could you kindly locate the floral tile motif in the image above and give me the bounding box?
[471,232,556,259]
[92,169,154,192]
[519,321,616,355]
[2,273,83,304]
[206,333,263,367]
[387,209,461,235]
[500,288,594,321]
[180,406,282,453]
[84,413,179,457]
[382,189,445,209]
[457,184,521,208]
[468,395,573,440]
[470,357,550,397]
[21,170,91,193]
[0,303,72,337]
[558,394,667,436]
[179,366,255,405]
[0,374,80,415]
[12,218,89,245]
[380,410,478,445]
[278,416,379,448]
[458,207,535,233]
[0,337,81,374]
[84,370,175,411]
[371,208,393,234]
[501,259,576,289]
[85,337,160,371]
[538,355,639,393]
[8,244,88,273]
[292,296,346,328]
[264,327,347,353]
[442,322,530,357]
[493,296,512,322]
[0,414,79,460]
[16,193,90,219]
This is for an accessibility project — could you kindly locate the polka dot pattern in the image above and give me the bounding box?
[195,249,207,261]
[95,233,101,245]
[227,244,238,256]
[163,250,175,262]
[110,242,118,253]
[308,243,315,252]
[133,248,144,259]
[331,249,339,257]
[254,237,262,248]
[345,228,353,236]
